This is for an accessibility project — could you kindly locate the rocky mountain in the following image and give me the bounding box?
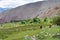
[0,0,60,23]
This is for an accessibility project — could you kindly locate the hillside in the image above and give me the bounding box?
[0,0,60,23]
[0,0,60,40]
[0,16,60,40]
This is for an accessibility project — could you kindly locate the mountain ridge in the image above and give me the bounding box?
[0,0,60,23]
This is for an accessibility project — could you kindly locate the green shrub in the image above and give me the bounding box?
[53,16,60,25]
[29,17,40,23]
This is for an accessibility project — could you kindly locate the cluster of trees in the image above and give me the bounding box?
[10,16,60,25]
[10,17,41,24]
[10,17,51,24]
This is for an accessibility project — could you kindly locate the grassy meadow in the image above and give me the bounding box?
[0,16,60,40]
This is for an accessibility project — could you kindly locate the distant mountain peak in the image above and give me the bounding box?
[0,8,5,12]
[0,8,9,13]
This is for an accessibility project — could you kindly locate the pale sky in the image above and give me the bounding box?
[0,0,44,8]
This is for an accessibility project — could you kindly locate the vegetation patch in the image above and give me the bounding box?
[0,16,60,40]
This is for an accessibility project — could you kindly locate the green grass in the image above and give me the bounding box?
[0,17,60,40]
[0,25,60,40]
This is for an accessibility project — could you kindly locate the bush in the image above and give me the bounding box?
[21,21,26,24]
[29,17,40,23]
[53,16,60,25]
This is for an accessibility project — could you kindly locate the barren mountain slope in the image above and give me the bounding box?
[0,0,60,23]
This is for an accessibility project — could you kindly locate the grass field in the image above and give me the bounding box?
[0,17,60,40]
